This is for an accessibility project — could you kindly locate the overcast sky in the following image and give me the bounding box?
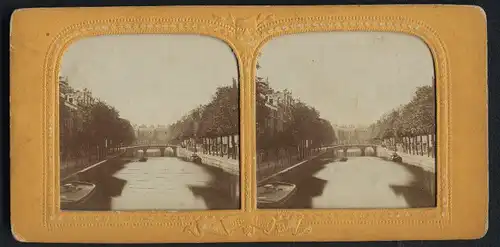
[61,32,434,127]
[258,31,435,127]
[60,34,238,126]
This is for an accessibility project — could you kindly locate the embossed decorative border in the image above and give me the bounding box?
[10,6,488,242]
[43,13,450,231]
[43,17,252,228]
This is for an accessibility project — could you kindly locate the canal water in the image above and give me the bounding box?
[69,150,239,211]
[261,151,435,209]
[311,157,414,208]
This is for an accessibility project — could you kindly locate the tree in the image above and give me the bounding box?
[60,97,76,158]
[167,80,239,142]
[87,101,118,146]
[197,102,217,138]
[256,77,271,149]
[211,85,239,136]
[314,118,336,146]
[370,85,435,140]
[289,101,320,142]
[60,77,138,160]
[115,118,136,145]
[74,100,136,150]
[254,63,336,151]
[409,85,435,134]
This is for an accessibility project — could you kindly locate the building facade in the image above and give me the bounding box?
[59,76,91,160]
[59,76,95,108]
[73,88,95,107]
[258,77,294,135]
[135,124,170,144]
[333,124,371,144]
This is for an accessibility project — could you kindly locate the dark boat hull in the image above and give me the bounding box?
[60,181,97,210]
[257,189,296,208]
[257,182,297,208]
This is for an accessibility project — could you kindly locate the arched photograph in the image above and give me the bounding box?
[58,35,240,211]
[256,32,436,209]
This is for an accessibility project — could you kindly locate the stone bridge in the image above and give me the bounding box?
[320,144,379,157]
[120,144,179,158]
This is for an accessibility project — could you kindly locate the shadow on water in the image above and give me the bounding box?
[187,160,240,210]
[61,158,130,211]
[62,154,240,211]
[259,154,436,209]
[390,161,436,208]
[258,156,332,209]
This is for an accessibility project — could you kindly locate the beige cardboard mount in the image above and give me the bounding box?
[10,5,488,243]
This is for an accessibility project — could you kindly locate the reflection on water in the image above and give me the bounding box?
[188,163,240,210]
[260,157,331,209]
[312,157,413,208]
[61,158,128,211]
[63,155,238,211]
[390,163,436,208]
[260,155,435,209]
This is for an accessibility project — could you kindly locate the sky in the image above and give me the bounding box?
[60,34,238,126]
[61,32,434,128]
[258,31,435,127]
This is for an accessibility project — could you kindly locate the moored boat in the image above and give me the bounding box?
[191,153,202,164]
[257,182,296,208]
[60,181,96,208]
[390,152,403,163]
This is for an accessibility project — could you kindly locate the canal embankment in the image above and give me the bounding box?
[176,148,240,205]
[376,147,436,204]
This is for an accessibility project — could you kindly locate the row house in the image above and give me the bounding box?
[60,76,95,108]
[59,76,94,158]
[73,88,95,107]
[59,77,82,137]
[257,77,294,135]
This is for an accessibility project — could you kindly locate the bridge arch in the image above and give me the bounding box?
[325,144,379,158]
[122,145,179,158]
[160,146,177,157]
[363,146,378,156]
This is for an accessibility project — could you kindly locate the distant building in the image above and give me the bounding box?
[135,125,170,144]
[155,126,169,142]
[333,125,370,144]
[135,127,155,144]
